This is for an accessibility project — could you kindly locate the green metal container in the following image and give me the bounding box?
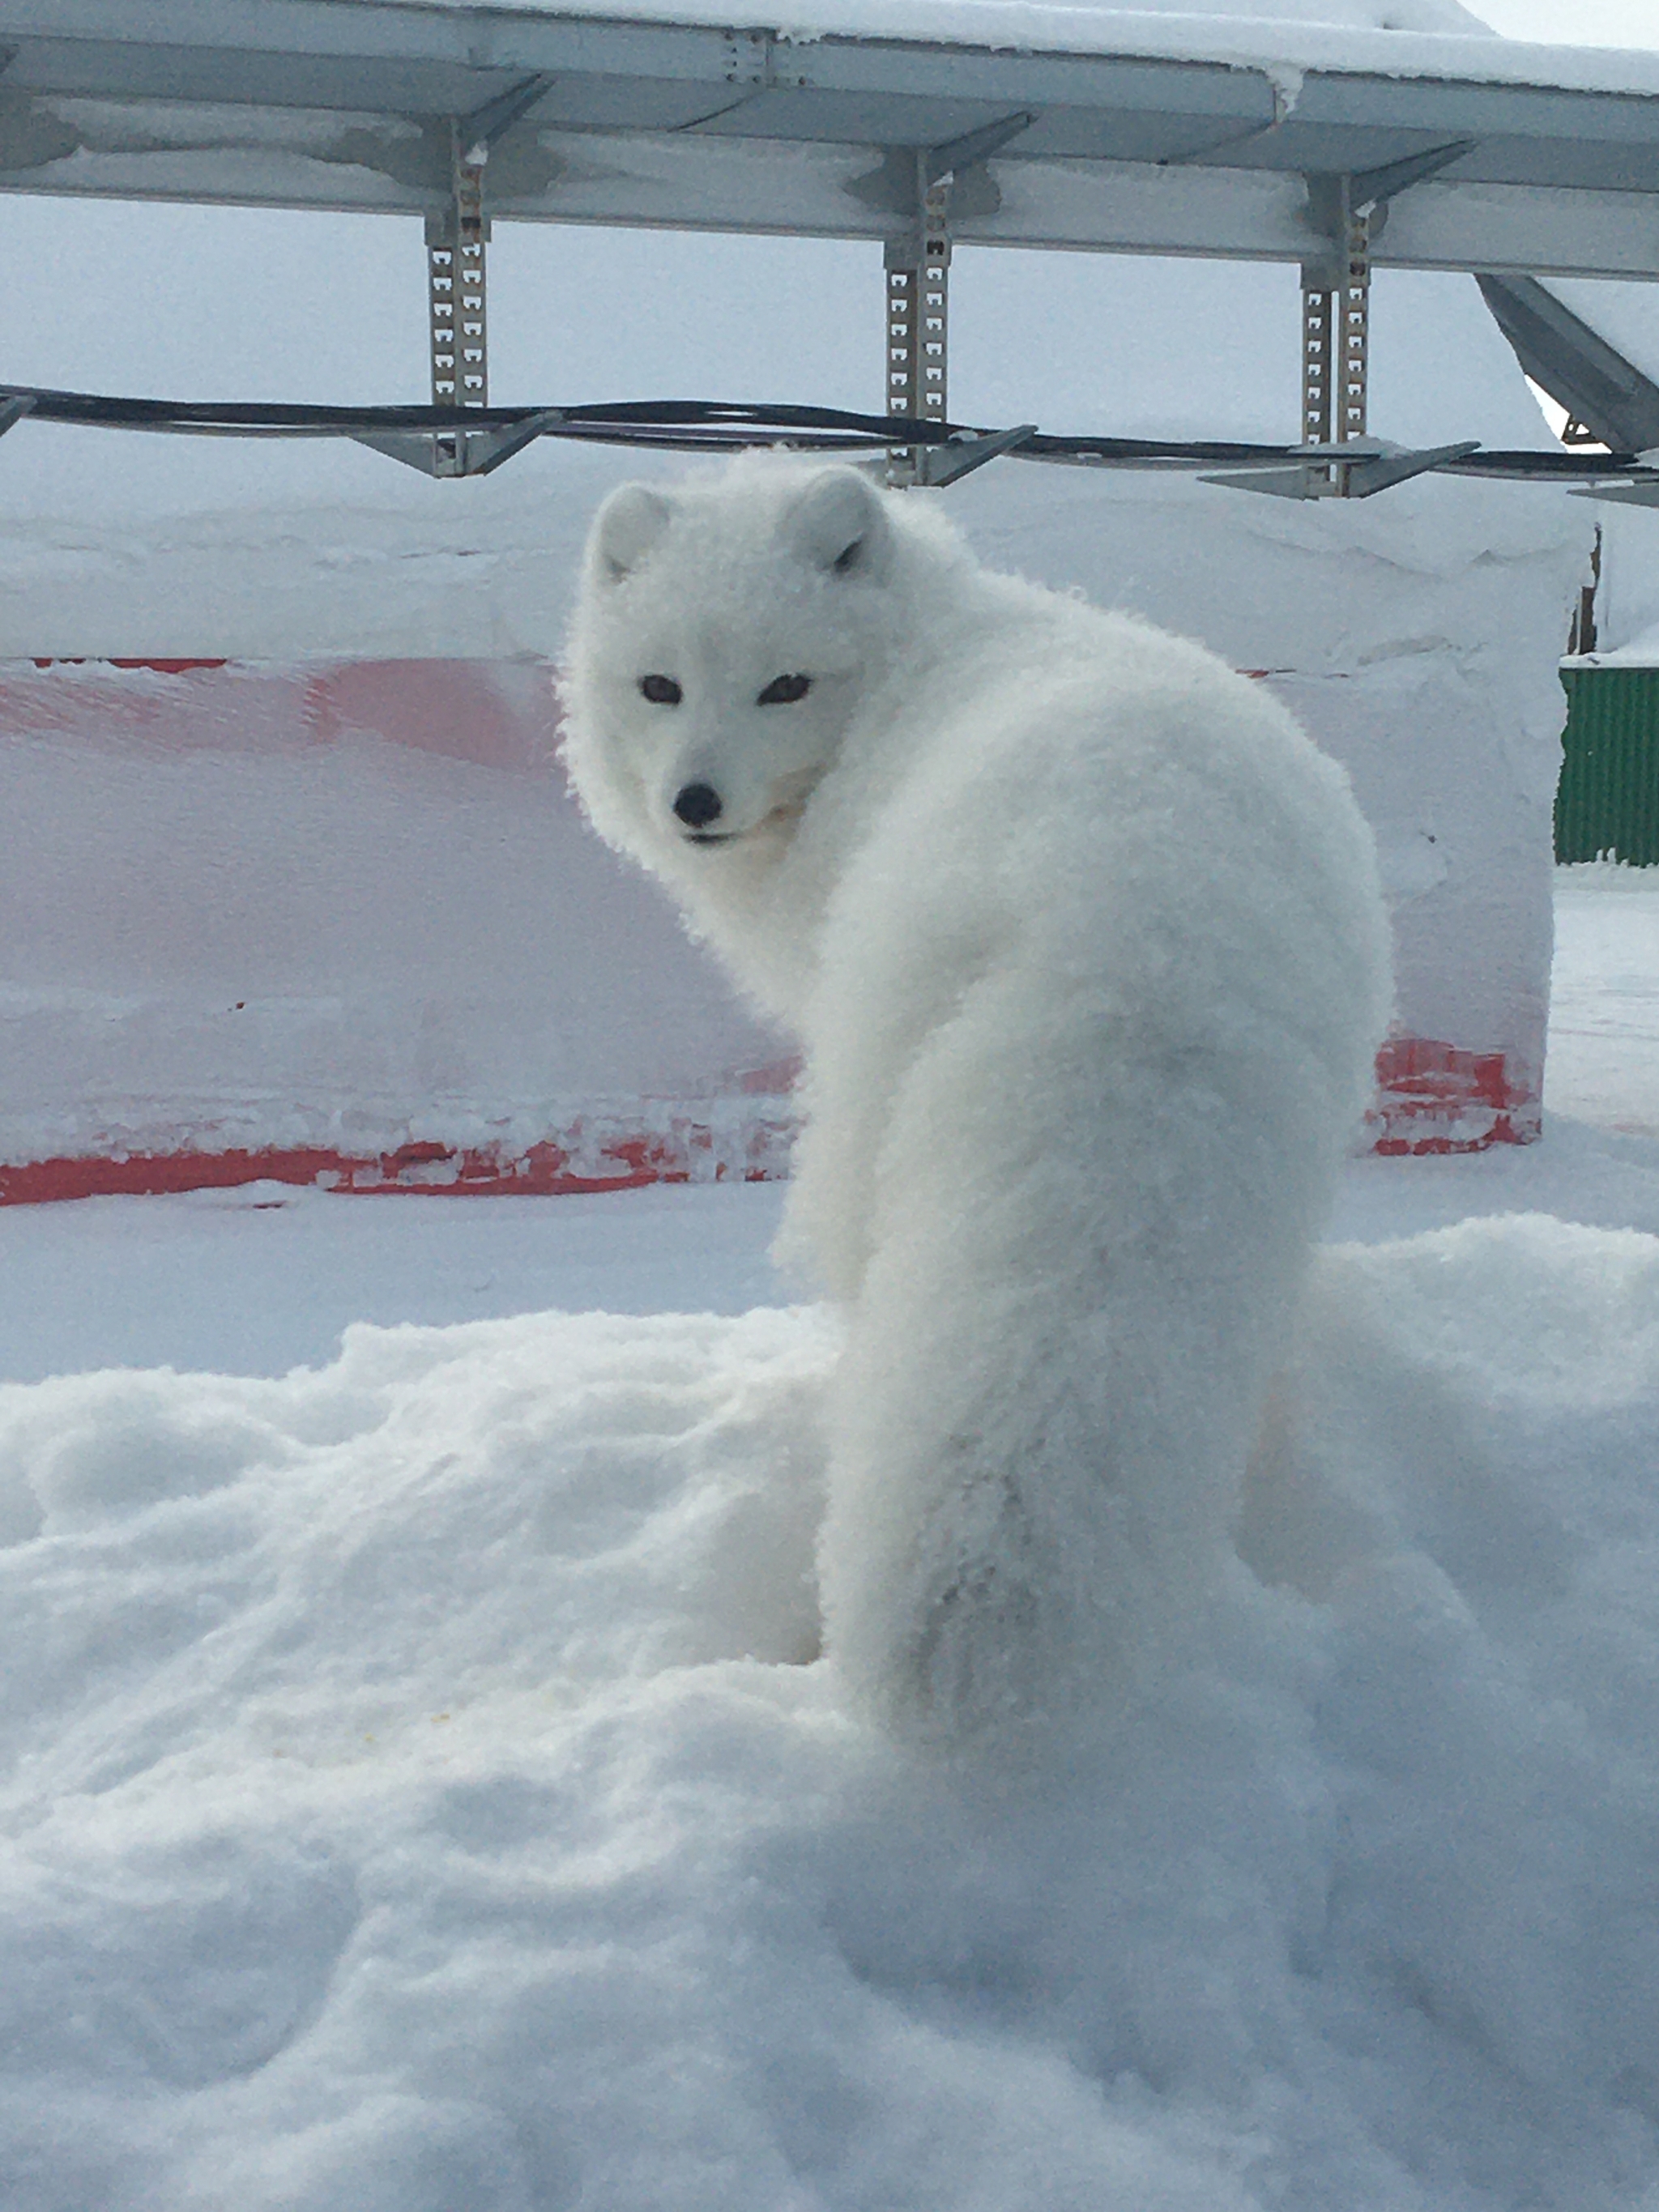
[1556,665,1659,866]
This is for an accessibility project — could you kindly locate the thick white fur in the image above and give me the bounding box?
[562,458,1392,1741]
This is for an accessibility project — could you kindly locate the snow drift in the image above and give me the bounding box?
[2,1210,1657,2210]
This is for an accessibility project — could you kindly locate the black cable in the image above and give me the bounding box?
[0,386,936,445]
[0,382,1646,484]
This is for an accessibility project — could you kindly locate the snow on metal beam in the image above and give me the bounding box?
[2,0,1658,276]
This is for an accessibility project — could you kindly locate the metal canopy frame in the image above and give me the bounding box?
[4,1,1659,497]
[3,0,1659,277]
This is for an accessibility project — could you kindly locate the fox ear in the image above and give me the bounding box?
[591,484,676,583]
[785,468,891,579]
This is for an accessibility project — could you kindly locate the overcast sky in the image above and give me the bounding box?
[1473,0,1659,45]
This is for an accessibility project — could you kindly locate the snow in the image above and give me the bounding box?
[57,0,1659,97]
[916,0,1492,19]
[306,0,1659,100]
[1561,433,1659,663]
[0,181,1563,661]
[0,188,1557,616]
[0,1182,791,1385]
[1580,514,1659,663]
[1543,863,1659,1136]
[1580,621,1659,667]
[0,655,790,1175]
[0,256,1582,1173]
[1541,282,1659,396]
[0,253,1563,654]
[2,873,1659,2208]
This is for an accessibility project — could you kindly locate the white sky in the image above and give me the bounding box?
[1472,0,1659,46]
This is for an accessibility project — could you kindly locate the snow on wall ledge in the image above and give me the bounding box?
[0,1039,1531,1208]
[0,465,1586,1200]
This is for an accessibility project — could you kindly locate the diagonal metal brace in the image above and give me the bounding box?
[1201,438,1482,500]
[1567,474,1659,509]
[463,407,567,476]
[849,111,1032,219]
[350,409,565,478]
[0,394,34,438]
[456,74,556,164]
[922,112,1034,191]
[1348,138,1477,219]
[1478,275,1659,454]
[1301,139,1478,275]
[914,422,1038,486]
[1340,437,1482,495]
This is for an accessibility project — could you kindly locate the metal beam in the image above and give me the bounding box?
[0,2,1658,279]
[1478,275,1659,453]
[493,147,1659,280]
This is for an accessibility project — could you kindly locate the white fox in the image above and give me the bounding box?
[563,458,1392,1741]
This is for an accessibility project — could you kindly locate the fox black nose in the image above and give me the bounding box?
[673,782,723,829]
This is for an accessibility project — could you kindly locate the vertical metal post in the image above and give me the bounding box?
[885,158,951,487]
[1300,175,1371,495]
[426,125,491,476]
[1301,285,1333,447]
[1337,197,1371,450]
[426,215,458,411]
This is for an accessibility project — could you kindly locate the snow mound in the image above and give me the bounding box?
[3,1214,1658,2210]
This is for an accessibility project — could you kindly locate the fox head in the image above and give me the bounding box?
[563,462,929,872]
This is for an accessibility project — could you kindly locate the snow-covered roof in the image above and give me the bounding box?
[5,0,1659,279]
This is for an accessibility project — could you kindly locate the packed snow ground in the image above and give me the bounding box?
[4,869,1659,2211]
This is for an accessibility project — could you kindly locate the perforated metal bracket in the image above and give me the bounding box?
[1298,176,1371,487]
[883,172,952,485]
[1298,139,1475,492]
[867,113,1033,488]
[422,74,554,475]
[849,112,1034,224]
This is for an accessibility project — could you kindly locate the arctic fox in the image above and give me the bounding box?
[563,458,1392,1740]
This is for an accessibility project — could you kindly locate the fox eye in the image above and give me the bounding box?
[639,674,682,705]
[757,673,812,706]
